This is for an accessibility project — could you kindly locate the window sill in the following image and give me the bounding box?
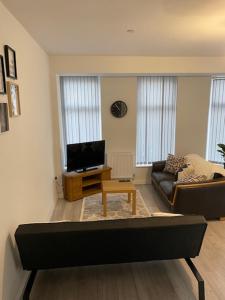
[136,164,152,168]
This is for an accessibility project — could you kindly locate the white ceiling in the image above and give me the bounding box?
[2,0,225,56]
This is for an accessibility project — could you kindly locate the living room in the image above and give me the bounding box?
[1,1,225,300]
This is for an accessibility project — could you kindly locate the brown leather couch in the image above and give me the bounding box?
[151,160,225,220]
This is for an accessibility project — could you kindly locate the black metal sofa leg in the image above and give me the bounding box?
[23,270,37,300]
[22,261,204,300]
[185,258,205,300]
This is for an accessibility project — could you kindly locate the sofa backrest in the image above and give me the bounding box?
[15,216,207,270]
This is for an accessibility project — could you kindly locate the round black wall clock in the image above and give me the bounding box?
[111,100,128,118]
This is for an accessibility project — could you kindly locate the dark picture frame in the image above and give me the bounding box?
[0,103,9,133]
[7,82,21,117]
[0,55,6,94]
[4,45,17,79]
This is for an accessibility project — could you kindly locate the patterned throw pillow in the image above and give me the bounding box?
[164,154,185,174]
[175,174,207,184]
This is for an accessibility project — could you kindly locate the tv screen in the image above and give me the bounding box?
[67,140,105,172]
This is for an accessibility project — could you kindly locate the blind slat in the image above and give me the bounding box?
[60,76,101,166]
[136,76,177,165]
[207,78,225,163]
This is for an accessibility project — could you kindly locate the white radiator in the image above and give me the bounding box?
[107,152,134,179]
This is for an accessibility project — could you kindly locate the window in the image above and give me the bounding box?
[206,77,225,163]
[60,76,102,164]
[136,76,177,166]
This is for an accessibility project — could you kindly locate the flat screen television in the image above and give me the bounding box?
[67,140,105,172]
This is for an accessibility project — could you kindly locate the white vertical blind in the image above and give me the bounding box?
[136,76,177,165]
[206,78,225,163]
[60,76,102,163]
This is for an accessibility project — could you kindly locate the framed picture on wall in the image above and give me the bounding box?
[0,103,9,133]
[7,82,21,117]
[0,55,6,94]
[4,45,17,79]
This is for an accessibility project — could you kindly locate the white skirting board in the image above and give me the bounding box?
[134,179,151,184]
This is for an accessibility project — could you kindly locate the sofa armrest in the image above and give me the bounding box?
[172,180,225,219]
[152,160,166,172]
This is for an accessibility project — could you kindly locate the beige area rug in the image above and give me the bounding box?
[80,190,151,221]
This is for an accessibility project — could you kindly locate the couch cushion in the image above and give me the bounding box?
[152,171,175,184]
[159,180,175,198]
[176,174,207,184]
[164,154,185,174]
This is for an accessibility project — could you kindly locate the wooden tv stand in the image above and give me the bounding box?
[63,166,111,201]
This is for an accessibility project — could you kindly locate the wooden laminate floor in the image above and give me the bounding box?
[31,185,225,300]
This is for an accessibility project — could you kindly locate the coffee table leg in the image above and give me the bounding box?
[102,192,107,217]
[128,192,131,203]
[132,190,136,215]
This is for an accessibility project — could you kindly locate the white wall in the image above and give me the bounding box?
[101,77,150,183]
[101,77,137,153]
[0,3,220,299]
[101,76,211,181]
[0,3,55,299]
[50,56,219,183]
[175,77,211,157]
[50,55,225,74]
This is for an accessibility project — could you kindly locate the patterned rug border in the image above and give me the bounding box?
[80,190,151,222]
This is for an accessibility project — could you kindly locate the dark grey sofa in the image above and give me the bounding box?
[15,216,207,300]
[151,160,225,219]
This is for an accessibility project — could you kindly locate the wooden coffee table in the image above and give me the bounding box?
[102,180,136,217]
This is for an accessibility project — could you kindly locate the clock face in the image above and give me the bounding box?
[111,101,128,118]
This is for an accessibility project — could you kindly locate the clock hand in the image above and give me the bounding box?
[115,104,120,111]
